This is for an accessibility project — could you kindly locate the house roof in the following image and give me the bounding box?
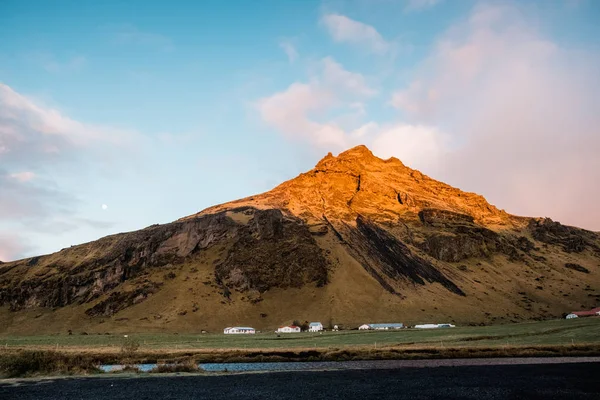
[279,325,300,329]
[309,322,322,326]
[570,307,600,316]
[571,311,598,317]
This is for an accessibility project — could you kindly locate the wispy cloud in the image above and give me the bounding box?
[0,83,139,168]
[0,83,145,260]
[0,170,75,221]
[321,14,390,54]
[279,40,298,63]
[321,57,377,97]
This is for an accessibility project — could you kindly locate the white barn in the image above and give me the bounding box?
[277,325,301,333]
[371,323,404,330]
[224,327,256,334]
[308,322,323,332]
[414,323,455,329]
[358,324,371,330]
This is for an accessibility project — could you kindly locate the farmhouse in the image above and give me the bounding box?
[358,324,371,330]
[565,307,600,319]
[308,322,324,332]
[224,327,256,334]
[277,325,301,333]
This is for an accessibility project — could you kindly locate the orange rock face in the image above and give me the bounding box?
[192,145,513,227]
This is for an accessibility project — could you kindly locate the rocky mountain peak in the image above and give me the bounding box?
[315,145,405,173]
[189,145,511,227]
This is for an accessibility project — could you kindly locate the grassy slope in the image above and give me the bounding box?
[0,226,598,336]
[1,317,598,350]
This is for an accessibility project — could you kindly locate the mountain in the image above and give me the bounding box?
[1,145,599,334]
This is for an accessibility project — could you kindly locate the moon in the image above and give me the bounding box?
[101,204,108,210]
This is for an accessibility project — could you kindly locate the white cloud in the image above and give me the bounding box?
[370,124,446,171]
[257,82,347,148]
[321,57,377,97]
[321,14,389,54]
[279,40,298,63]
[256,58,376,149]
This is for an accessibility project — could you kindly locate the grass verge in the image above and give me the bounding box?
[1,343,600,378]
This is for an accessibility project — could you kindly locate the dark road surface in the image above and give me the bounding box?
[2,362,600,399]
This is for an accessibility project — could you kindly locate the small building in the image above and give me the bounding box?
[277,325,301,333]
[370,323,404,330]
[358,324,371,330]
[414,323,455,329]
[308,322,323,332]
[224,327,256,334]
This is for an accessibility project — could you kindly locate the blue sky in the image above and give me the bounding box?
[1,0,599,260]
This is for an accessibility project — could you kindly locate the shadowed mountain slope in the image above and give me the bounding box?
[0,146,598,334]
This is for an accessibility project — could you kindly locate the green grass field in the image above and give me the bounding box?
[1,318,599,351]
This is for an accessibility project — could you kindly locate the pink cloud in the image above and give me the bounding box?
[256,58,377,149]
[0,233,31,262]
[388,3,600,229]
[9,171,35,182]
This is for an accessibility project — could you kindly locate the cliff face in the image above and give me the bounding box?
[0,146,599,334]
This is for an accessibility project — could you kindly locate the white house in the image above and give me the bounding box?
[308,322,323,332]
[277,325,301,333]
[224,327,256,334]
[358,324,371,330]
[566,313,578,319]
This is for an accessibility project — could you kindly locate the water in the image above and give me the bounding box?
[99,364,159,373]
[199,361,350,372]
[98,361,347,373]
[98,357,600,374]
[98,361,377,373]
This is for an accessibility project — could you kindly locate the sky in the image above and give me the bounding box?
[1,0,599,261]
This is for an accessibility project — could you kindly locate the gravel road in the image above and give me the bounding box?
[2,359,599,399]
